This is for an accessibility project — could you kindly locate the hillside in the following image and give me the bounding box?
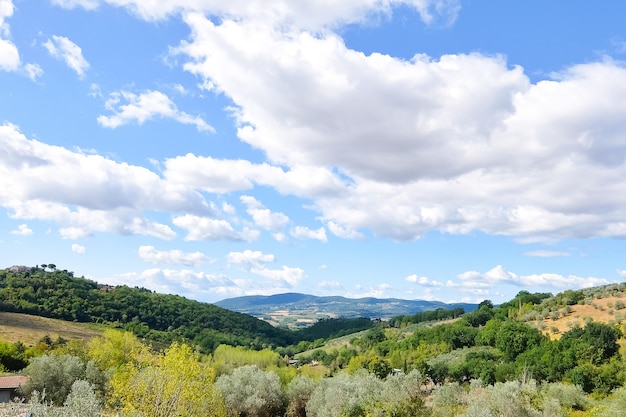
[518,284,626,339]
[216,292,477,328]
[0,312,103,345]
[0,266,293,351]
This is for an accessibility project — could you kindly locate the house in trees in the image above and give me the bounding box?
[6,266,30,273]
[0,375,29,402]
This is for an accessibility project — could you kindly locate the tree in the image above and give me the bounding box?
[110,342,226,417]
[27,380,101,417]
[215,365,286,417]
[22,354,104,406]
[306,370,382,417]
[495,320,543,361]
[286,375,317,417]
[87,329,146,371]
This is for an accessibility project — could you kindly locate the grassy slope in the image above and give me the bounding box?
[526,293,626,340]
[0,312,104,345]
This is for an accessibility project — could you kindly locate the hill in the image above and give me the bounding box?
[517,284,626,339]
[0,265,293,351]
[215,292,477,328]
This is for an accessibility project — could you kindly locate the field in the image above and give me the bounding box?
[0,312,103,345]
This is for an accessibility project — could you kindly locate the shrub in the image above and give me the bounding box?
[215,365,286,417]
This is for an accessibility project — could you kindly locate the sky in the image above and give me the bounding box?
[2,0,626,305]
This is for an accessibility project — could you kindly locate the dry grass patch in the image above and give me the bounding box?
[0,312,103,345]
[532,294,626,340]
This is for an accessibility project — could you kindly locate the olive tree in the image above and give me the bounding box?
[306,370,382,417]
[22,354,105,406]
[215,365,286,417]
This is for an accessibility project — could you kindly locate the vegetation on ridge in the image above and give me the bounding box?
[3,265,626,416]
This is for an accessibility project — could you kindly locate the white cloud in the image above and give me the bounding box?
[318,280,343,291]
[138,245,213,266]
[0,0,19,72]
[0,123,209,239]
[173,214,256,241]
[524,250,571,258]
[107,268,240,302]
[23,63,43,81]
[43,35,90,78]
[0,38,19,71]
[227,249,304,286]
[227,249,275,268]
[455,265,610,292]
[51,0,99,10]
[73,0,459,29]
[171,11,626,244]
[240,195,289,232]
[349,283,393,299]
[71,243,86,254]
[164,155,345,196]
[405,274,444,286]
[327,221,365,240]
[97,90,214,132]
[290,226,327,242]
[10,223,32,236]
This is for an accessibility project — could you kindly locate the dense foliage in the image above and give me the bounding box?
[3,265,626,416]
[0,266,294,351]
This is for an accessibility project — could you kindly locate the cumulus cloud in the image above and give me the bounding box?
[455,265,610,292]
[51,0,99,10]
[97,90,214,132]
[318,280,343,291]
[240,195,289,232]
[20,0,626,249]
[10,223,32,236]
[405,274,444,286]
[348,283,393,299]
[0,123,209,239]
[173,214,256,241]
[290,226,327,242]
[172,11,626,243]
[138,245,213,266]
[23,63,43,81]
[164,155,345,197]
[227,249,275,268]
[107,268,240,302]
[71,243,86,253]
[0,0,19,72]
[227,249,305,286]
[60,0,459,29]
[43,35,90,78]
[327,221,365,240]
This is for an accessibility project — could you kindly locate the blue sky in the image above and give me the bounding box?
[2,0,626,304]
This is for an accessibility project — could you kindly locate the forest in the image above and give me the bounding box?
[2,266,626,416]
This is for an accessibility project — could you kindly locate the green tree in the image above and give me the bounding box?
[110,342,226,417]
[495,320,544,361]
[215,365,287,417]
[22,354,104,406]
[306,370,382,417]
[286,375,317,417]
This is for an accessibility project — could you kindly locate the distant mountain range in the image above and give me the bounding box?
[215,293,478,327]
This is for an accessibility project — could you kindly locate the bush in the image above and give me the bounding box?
[215,365,286,417]
[306,370,382,417]
[286,376,317,417]
[22,354,105,406]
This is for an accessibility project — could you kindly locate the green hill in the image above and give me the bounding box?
[0,266,293,351]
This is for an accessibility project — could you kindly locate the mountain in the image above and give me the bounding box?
[215,292,478,327]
